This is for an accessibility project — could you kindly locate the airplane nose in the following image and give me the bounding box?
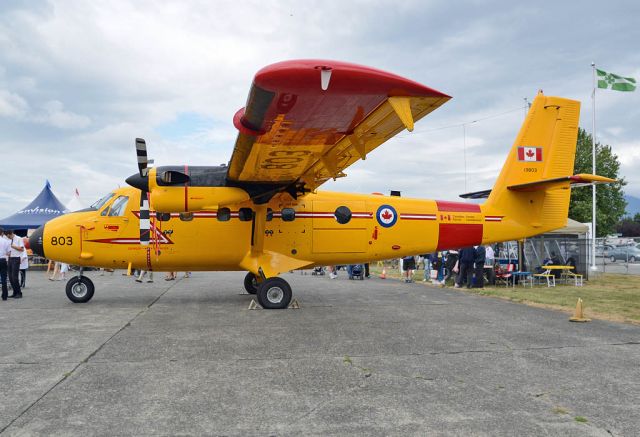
[29,225,45,257]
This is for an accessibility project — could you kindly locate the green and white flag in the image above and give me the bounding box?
[597,69,636,91]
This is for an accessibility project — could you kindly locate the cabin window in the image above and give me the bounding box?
[179,212,194,222]
[155,212,171,222]
[238,208,253,222]
[334,206,352,224]
[266,208,273,222]
[281,208,296,222]
[217,207,231,222]
[106,196,129,217]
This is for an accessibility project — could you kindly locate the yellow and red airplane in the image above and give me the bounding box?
[29,60,612,308]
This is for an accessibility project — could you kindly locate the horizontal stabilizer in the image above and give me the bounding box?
[461,174,615,199]
[508,174,616,192]
[459,188,492,199]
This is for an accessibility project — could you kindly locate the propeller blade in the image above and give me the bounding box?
[139,190,150,246]
[136,138,149,177]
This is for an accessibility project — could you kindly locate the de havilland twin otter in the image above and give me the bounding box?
[29,60,613,308]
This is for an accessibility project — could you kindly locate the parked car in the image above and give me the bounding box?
[609,244,640,263]
[596,244,614,257]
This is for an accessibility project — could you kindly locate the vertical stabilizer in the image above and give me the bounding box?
[483,92,581,241]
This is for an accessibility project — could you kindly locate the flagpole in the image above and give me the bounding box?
[591,62,597,271]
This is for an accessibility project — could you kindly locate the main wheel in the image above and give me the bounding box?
[256,277,292,309]
[65,276,95,303]
[243,272,259,295]
[610,256,616,263]
[630,256,636,263]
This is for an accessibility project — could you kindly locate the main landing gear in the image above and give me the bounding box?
[65,269,95,303]
[244,272,292,309]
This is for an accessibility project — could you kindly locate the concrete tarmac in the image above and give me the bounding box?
[1,270,639,436]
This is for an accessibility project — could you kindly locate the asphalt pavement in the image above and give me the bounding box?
[1,269,639,436]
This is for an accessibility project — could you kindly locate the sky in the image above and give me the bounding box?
[1,0,639,217]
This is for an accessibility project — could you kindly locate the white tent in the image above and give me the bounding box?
[66,189,85,212]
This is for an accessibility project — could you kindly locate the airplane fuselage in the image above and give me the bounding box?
[37,187,512,273]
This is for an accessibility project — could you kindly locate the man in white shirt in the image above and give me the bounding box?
[5,229,24,299]
[0,228,10,301]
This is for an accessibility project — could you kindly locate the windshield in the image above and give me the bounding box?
[91,193,115,210]
[100,195,129,217]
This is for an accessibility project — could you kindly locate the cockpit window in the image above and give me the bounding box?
[104,196,129,217]
[91,193,115,211]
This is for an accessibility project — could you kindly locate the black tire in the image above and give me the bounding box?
[257,277,292,309]
[610,256,616,263]
[65,276,95,303]
[630,256,636,263]
[243,272,259,295]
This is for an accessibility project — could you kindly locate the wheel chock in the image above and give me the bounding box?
[248,299,262,310]
[569,298,591,322]
[288,298,300,309]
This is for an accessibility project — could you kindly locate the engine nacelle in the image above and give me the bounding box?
[150,186,250,212]
[141,165,251,212]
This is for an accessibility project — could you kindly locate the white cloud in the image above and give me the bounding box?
[0,89,28,118]
[34,100,91,129]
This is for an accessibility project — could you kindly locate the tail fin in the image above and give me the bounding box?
[483,92,581,238]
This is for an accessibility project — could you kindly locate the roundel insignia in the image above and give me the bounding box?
[376,204,398,228]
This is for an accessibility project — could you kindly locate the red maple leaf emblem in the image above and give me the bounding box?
[381,209,393,220]
[526,149,535,158]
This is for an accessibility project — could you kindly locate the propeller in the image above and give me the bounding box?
[135,138,152,246]
[126,138,191,245]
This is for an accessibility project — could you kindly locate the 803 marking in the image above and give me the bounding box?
[51,236,73,246]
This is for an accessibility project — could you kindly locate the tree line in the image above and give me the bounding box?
[568,128,631,237]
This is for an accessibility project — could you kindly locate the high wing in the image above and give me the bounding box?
[227,60,450,199]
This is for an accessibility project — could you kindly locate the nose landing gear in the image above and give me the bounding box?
[65,269,95,303]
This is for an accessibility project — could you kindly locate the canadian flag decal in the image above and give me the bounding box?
[517,146,542,162]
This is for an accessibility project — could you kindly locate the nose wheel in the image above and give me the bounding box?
[256,277,292,309]
[65,276,95,303]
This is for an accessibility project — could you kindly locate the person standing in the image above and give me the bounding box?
[473,245,486,288]
[484,245,496,285]
[5,229,24,298]
[455,246,476,289]
[443,250,459,284]
[135,270,153,283]
[421,254,432,282]
[0,228,10,301]
[19,246,28,288]
[402,255,416,283]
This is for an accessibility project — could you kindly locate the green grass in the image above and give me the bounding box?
[370,264,640,324]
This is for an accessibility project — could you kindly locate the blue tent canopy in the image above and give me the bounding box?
[0,182,69,231]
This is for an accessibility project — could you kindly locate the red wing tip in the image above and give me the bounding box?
[254,59,450,98]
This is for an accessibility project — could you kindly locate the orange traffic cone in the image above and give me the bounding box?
[569,298,591,322]
[379,267,386,279]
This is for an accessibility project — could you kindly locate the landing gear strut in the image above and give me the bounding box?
[65,269,95,303]
[256,277,292,309]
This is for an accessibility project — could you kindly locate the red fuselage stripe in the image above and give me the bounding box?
[436,223,483,251]
[435,200,481,213]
